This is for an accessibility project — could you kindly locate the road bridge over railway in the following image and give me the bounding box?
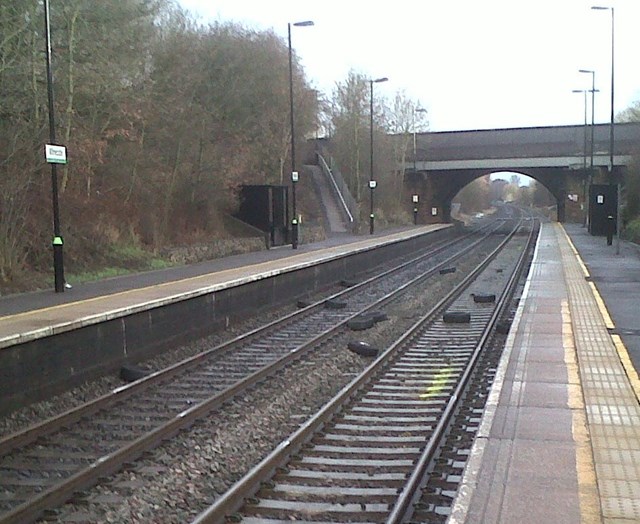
[406,122,640,224]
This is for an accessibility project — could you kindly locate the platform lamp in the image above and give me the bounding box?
[288,20,314,250]
[369,76,388,235]
[572,89,588,226]
[578,70,597,175]
[578,69,598,232]
[572,89,588,172]
[591,6,619,253]
[44,0,66,292]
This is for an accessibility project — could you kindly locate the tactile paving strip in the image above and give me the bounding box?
[559,226,640,523]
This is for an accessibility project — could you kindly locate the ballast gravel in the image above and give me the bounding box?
[37,242,508,524]
[0,232,529,524]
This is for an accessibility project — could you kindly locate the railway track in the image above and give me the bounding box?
[192,217,537,524]
[0,220,511,523]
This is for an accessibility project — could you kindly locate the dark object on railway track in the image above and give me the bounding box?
[347,341,379,357]
[440,267,457,275]
[443,311,471,323]
[472,292,496,303]
[297,299,312,308]
[325,299,347,309]
[368,310,388,323]
[119,364,150,383]
[496,320,512,334]
[347,315,376,331]
[340,279,358,287]
[347,310,388,331]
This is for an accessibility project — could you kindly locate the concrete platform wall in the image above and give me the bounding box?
[0,228,450,414]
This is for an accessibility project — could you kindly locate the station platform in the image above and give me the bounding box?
[0,226,451,349]
[450,223,640,524]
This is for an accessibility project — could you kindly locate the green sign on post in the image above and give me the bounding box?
[45,144,67,164]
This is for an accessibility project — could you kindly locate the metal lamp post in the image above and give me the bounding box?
[572,89,588,225]
[579,70,597,173]
[578,69,598,231]
[369,76,388,235]
[44,0,66,292]
[592,6,618,253]
[288,20,314,249]
[572,89,588,172]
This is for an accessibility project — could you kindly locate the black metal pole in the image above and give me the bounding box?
[588,72,596,174]
[413,129,417,173]
[44,0,65,292]
[287,23,298,249]
[580,68,597,232]
[610,8,620,254]
[588,73,596,233]
[581,90,588,226]
[369,80,375,235]
[608,8,614,179]
[581,91,587,171]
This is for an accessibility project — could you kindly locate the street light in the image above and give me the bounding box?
[572,89,588,172]
[369,76,388,235]
[592,6,619,253]
[578,69,597,173]
[413,108,428,172]
[44,0,66,292]
[578,69,598,232]
[572,89,588,226]
[288,20,314,249]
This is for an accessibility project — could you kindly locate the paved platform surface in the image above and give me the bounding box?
[450,223,640,524]
[564,223,640,374]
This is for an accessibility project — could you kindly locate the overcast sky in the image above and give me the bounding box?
[177,0,639,133]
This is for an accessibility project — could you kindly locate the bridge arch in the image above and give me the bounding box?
[449,169,559,220]
[405,165,575,224]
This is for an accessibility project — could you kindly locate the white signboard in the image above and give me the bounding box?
[597,195,604,204]
[431,207,438,216]
[291,171,299,182]
[45,144,67,164]
[412,195,419,203]
[369,180,377,189]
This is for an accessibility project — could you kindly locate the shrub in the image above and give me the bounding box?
[624,217,640,244]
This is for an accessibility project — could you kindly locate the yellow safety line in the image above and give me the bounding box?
[561,225,640,399]
[560,255,601,524]
[1,226,448,324]
[0,261,269,322]
[612,333,640,402]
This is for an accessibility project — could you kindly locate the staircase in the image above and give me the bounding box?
[306,150,360,235]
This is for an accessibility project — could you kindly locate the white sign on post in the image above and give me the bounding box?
[291,171,299,182]
[369,180,377,189]
[45,144,67,164]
